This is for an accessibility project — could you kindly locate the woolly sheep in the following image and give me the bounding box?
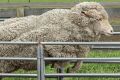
[0,2,113,75]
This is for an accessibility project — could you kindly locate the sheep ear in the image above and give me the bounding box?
[81,10,103,21]
[81,11,92,18]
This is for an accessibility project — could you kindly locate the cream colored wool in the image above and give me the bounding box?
[0,15,39,41]
[0,2,113,74]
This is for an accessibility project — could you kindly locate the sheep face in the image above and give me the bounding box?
[83,8,113,36]
[71,2,113,36]
[92,19,113,36]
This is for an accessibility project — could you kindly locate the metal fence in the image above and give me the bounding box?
[0,42,38,79]
[0,41,120,79]
[40,42,120,80]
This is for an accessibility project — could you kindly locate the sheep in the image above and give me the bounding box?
[0,2,113,75]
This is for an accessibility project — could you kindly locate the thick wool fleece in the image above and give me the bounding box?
[0,2,113,73]
[0,15,39,41]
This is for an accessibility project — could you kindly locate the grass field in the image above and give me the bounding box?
[2,50,120,80]
[0,0,120,3]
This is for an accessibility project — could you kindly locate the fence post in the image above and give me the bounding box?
[37,44,41,80]
[16,7,25,17]
[40,44,45,80]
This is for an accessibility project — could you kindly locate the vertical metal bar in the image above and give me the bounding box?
[37,44,41,80]
[40,44,45,80]
[57,67,64,80]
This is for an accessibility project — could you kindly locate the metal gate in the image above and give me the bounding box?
[0,32,120,80]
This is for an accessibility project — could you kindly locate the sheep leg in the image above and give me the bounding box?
[57,67,64,80]
[51,61,65,68]
[0,61,19,80]
[67,46,90,73]
[67,61,83,73]
[67,52,88,73]
[52,62,62,69]
[0,62,19,73]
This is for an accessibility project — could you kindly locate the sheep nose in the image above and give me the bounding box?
[111,30,113,33]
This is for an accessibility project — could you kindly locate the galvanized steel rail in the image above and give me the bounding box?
[0,41,38,45]
[112,32,120,35]
[0,73,37,78]
[44,57,120,61]
[1,57,120,63]
[41,42,120,45]
[45,73,120,78]
[0,57,36,60]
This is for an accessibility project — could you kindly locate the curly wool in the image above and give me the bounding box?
[0,15,40,41]
[0,2,113,73]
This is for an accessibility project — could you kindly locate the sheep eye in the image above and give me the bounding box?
[81,11,85,14]
[97,18,102,21]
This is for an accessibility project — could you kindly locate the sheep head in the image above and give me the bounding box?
[69,2,113,36]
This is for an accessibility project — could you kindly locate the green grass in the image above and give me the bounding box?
[9,0,29,3]
[0,0,120,3]
[0,0,8,3]
[2,50,120,80]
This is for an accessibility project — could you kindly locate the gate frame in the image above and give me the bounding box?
[1,41,120,80]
